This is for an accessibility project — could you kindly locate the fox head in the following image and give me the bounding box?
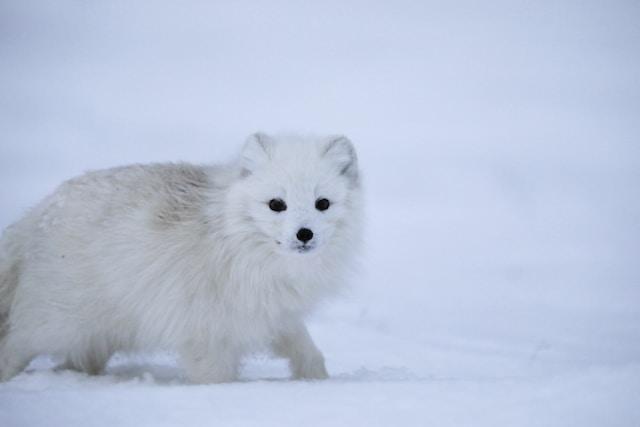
[225,133,362,259]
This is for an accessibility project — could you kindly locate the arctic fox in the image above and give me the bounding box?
[0,133,362,383]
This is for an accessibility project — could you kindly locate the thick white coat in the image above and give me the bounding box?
[0,134,362,383]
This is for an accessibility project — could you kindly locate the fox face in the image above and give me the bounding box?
[231,133,360,257]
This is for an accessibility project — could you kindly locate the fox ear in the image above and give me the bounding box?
[322,135,359,184]
[240,132,274,176]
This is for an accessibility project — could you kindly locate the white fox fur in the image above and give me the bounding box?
[0,133,362,383]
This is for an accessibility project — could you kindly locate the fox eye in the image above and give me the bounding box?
[268,198,287,212]
[315,198,330,211]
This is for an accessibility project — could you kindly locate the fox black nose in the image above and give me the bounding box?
[296,228,314,243]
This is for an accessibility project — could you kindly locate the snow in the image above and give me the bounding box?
[1,0,639,426]
[3,359,639,427]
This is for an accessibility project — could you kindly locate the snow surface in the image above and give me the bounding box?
[1,1,639,426]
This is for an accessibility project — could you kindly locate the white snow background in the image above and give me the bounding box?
[1,1,639,426]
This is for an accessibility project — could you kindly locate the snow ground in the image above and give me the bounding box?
[1,1,639,426]
[2,344,639,427]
